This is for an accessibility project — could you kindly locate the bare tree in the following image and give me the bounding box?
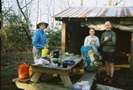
[123,0,126,6]
[81,0,83,6]
[36,0,39,29]
[108,0,112,6]
[16,0,33,39]
[67,0,70,7]
[114,0,123,6]
[108,0,124,6]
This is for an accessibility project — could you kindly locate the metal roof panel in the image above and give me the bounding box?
[54,6,133,18]
[87,8,102,17]
[105,7,117,17]
[128,7,133,16]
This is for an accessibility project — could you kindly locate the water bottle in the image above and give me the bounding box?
[58,56,62,67]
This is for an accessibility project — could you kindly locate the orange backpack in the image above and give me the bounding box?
[18,62,29,79]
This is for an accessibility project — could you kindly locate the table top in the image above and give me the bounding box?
[31,55,82,74]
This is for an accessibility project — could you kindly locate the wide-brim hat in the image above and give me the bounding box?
[37,22,49,29]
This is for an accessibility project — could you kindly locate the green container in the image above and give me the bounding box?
[65,52,69,56]
[58,56,62,66]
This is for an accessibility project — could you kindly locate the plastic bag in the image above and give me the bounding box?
[73,81,90,90]
[34,58,50,65]
[73,82,82,90]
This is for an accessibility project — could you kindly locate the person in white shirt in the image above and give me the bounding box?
[84,28,102,60]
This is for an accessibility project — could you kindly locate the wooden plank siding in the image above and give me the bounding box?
[130,33,133,77]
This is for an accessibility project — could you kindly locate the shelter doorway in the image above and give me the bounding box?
[66,22,131,64]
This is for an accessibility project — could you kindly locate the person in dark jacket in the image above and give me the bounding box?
[101,21,116,85]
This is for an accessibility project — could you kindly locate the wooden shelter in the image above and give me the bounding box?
[54,6,133,68]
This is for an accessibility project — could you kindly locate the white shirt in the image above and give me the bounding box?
[84,35,100,48]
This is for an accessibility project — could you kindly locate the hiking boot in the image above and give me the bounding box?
[103,75,110,83]
[107,77,113,85]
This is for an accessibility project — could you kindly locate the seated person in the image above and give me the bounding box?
[84,28,102,60]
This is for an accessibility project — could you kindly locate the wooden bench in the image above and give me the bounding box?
[13,71,98,90]
[12,77,30,83]
[96,84,124,90]
[79,70,99,90]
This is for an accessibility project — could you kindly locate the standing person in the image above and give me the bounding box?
[84,28,101,60]
[101,21,116,85]
[32,22,49,60]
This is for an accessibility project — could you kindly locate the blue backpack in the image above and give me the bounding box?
[81,46,101,72]
[80,46,93,67]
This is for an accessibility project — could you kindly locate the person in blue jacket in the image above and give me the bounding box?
[32,22,49,60]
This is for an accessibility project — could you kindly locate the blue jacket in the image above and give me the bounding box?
[32,29,47,49]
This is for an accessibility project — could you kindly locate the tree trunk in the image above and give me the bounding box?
[130,33,133,77]
[0,0,2,61]
[16,0,31,40]
[81,0,83,6]
[36,0,39,30]
[108,0,112,6]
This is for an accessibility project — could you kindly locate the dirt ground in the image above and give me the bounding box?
[96,68,133,90]
[1,51,133,90]
[1,83,19,90]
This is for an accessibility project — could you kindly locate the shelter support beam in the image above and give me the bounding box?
[61,22,66,54]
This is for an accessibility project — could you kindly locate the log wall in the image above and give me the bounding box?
[130,33,133,77]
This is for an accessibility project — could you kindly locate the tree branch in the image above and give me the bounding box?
[21,0,33,9]
[114,0,123,6]
[16,0,28,23]
[16,0,31,40]
[21,25,31,40]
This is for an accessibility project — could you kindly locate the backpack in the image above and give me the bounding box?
[80,46,93,66]
[18,62,29,79]
[80,46,102,72]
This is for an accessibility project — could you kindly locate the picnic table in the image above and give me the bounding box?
[13,55,83,90]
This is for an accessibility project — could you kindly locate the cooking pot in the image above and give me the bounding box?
[53,50,59,58]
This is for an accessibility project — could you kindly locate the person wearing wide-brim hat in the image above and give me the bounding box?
[32,22,49,60]
[36,22,49,29]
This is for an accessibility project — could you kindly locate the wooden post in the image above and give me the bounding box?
[130,33,133,77]
[30,72,42,82]
[60,74,72,88]
[61,22,66,54]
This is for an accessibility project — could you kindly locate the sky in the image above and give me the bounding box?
[2,0,133,30]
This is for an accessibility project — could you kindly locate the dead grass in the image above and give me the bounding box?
[1,51,34,85]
